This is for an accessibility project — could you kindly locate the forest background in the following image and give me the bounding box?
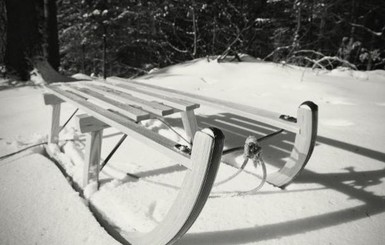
[1,0,384,81]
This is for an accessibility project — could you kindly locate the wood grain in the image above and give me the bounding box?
[83,130,102,188]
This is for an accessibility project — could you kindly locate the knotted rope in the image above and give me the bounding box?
[214,135,267,194]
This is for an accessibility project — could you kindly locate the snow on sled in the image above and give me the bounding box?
[42,75,317,244]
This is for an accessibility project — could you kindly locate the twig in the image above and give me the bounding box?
[263,46,291,61]
[293,50,325,57]
[166,41,190,54]
[218,24,252,61]
[350,23,383,37]
[312,56,357,70]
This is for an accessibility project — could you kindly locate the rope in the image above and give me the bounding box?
[213,130,284,195]
[214,136,267,192]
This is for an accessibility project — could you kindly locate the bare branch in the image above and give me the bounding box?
[312,56,357,70]
[293,50,325,57]
[350,23,383,37]
[167,41,190,54]
[263,46,291,61]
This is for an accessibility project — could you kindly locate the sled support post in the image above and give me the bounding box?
[76,114,108,189]
[43,93,64,144]
[83,129,103,189]
[181,110,199,143]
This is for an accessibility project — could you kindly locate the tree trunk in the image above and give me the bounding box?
[0,0,6,68]
[44,0,60,71]
[308,0,314,39]
[5,0,43,80]
[317,7,326,53]
[292,0,302,52]
[4,0,59,80]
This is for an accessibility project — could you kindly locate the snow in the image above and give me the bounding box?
[0,154,119,245]
[1,58,385,245]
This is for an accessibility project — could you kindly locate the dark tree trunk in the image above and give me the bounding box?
[0,0,6,69]
[5,0,43,80]
[317,8,326,53]
[44,0,60,71]
[4,0,59,80]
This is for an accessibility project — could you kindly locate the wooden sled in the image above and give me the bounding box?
[43,81,224,245]
[42,73,317,244]
[105,77,318,188]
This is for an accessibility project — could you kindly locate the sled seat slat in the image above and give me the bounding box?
[63,84,151,122]
[81,83,175,116]
[101,80,200,112]
[45,84,192,168]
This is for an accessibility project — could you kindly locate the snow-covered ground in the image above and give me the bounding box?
[1,57,384,245]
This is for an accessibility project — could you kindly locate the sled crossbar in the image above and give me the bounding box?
[43,81,225,245]
[106,77,319,188]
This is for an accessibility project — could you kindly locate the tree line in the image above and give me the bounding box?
[1,0,385,80]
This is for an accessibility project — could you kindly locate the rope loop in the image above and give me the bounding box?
[213,135,267,196]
